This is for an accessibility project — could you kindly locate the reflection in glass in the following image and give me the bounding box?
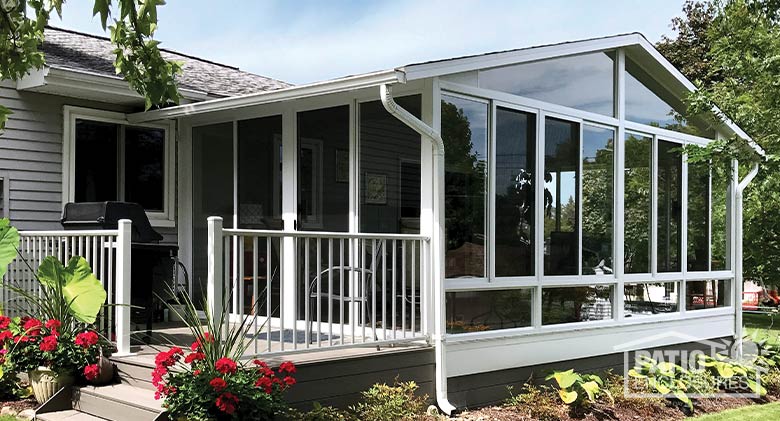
[495,107,535,277]
[658,140,682,272]
[75,119,118,203]
[544,118,579,275]
[624,282,679,317]
[125,127,165,211]
[238,115,283,229]
[446,289,532,333]
[687,161,710,271]
[624,133,652,273]
[582,125,614,275]
[297,106,350,232]
[360,96,422,234]
[442,95,488,278]
[686,280,729,310]
[542,285,613,325]
[479,52,615,116]
[712,164,731,270]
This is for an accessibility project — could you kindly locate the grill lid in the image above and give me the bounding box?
[61,201,164,243]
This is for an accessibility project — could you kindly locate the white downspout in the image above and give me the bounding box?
[380,84,457,415]
[735,162,759,357]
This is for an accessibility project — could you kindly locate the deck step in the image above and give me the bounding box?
[111,356,156,391]
[73,384,162,421]
[36,409,108,420]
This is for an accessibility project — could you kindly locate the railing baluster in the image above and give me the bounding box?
[361,239,367,343]
[328,238,333,347]
[392,240,397,340]
[316,237,321,348]
[339,238,345,345]
[304,238,310,347]
[411,240,416,335]
[278,236,284,352]
[382,239,387,341]
[402,240,407,338]
[266,237,272,354]
[253,236,259,355]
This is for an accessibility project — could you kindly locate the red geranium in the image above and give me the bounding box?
[45,319,61,331]
[0,316,10,329]
[22,317,42,336]
[84,364,100,381]
[184,352,205,364]
[279,361,296,374]
[39,335,58,352]
[283,376,296,386]
[255,375,273,394]
[209,377,227,392]
[0,330,12,342]
[74,331,99,348]
[215,392,239,415]
[215,357,237,375]
[190,332,214,351]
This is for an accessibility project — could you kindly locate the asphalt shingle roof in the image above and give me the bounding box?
[42,26,291,98]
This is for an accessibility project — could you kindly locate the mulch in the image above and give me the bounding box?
[0,397,37,413]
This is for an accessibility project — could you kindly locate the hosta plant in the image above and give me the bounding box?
[628,355,697,410]
[545,369,612,405]
[696,353,766,396]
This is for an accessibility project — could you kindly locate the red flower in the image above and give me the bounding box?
[279,361,296,374]
[255,376,273,393]
[154,347,184,368]
[84,364,100,381]
[45,319,61,331]
[193,369,201,376]
[39,335,58,352]
[0,330,12,342]
[215,392,239,415]
[22,318,42,336]
[253,359,269,369]
[215,357,237,375]
[184,352,205,364]
[283,376,296,386]
[191,332,214,351]
[0,316,10,329]
[209,377,227,392]
[75,331,99,348]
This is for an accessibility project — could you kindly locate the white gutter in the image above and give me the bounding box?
[380,84,457,415]
[735,161,760,357]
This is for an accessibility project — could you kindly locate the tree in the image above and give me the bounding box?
[0,0,181,133]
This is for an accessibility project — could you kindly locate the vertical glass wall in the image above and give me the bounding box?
[657,140,682,272]
[687,161,710,271]
[441,94,488,279]
[624,133,652,274]
[494,107,536,277]
[711,163,731,270]
[544,117,579,275]
[582,125,614,274]
[624,282,679,316]
[238,115,283,230]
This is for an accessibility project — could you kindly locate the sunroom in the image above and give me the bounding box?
[46,33,756,409]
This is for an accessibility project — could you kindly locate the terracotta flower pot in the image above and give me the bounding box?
[29,367,74,404]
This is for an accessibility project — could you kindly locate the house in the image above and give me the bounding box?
[0,27,761,417]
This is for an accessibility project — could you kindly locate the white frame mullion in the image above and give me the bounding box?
[534,109,545,328]
[488,100,496,283]
[615,49,627,321]
[681,149,689,279]
[651,134,659,278]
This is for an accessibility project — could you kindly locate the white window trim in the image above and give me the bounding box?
[63,105,176,227]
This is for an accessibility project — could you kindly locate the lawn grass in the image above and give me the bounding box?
[689,402,780,420]
[744,312,780,346]
[0,416,21,421]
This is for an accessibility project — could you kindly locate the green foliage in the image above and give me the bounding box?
[697,354,767,396]
[0,219,19,281]
[602,371,666,412]
[288,402,354,421]
[349,379,428,421]
[545,369,613,406]
[36,256,107,324]
[628,355,697,409]
[0,0,180,133]
[505,384,562,421]
[657,0,719,86]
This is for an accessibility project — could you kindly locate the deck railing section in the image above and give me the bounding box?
[207,216,432,356]
[1,220,132,355]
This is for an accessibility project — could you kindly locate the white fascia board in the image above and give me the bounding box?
[127,69,405,124]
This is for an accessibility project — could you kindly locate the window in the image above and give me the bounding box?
[582,125,614,274]
[441,94,488,279]
[624,282,679,317]
[624,133,652,273]
[238,115,283,229]
[542,285,613,325]
[359,95,422,234]
[544,117,579,275]
[712,163,731,270]
[479,52,615,116]
[446,289,532,333]
[494,107,535,277]
[657,140,682,272]
[686,280,730,310]
[65,107,172,222]
[687,161,710,271]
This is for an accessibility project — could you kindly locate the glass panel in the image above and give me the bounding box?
[624,282,679,317]
[582,125,614,275]
[686,280,730,310]
[124,126,165,211]
[192,123,234,306]
[658,140,682,272]
[544,117,579,275]
[712,164,730,270]
[74,119,118,203]
[297,106,350,232]
[359,95,422,234]
[441,95,488,279]
[687,161,710,271]
[495,107,535,277]
[624,133,652,273]
[446,289,532,333]
[479,52,615,116]
[542,285,613,325]
[238,115,283,230]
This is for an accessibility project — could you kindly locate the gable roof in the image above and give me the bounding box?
[41,26,291,98]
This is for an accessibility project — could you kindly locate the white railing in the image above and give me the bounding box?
[207,216,432,356]
[1,220,132,355]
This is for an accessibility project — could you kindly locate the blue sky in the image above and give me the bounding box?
[49,0,688,85]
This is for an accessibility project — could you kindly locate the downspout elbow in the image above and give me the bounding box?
[737,162,759,197]
[380,84,445,156]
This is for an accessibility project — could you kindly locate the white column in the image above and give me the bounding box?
[281,108,298,332]
[115,219,132,355]
[207,216,224,332]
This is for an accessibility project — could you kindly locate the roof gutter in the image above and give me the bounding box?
[380,84,456,416]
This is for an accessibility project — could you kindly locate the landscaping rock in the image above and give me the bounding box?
[18,408,35,420]
[0,406,18,416]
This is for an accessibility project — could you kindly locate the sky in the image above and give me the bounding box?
[48,0,688,85]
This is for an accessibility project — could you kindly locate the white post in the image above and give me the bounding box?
[115,219,132,356]
[207,217,224,331]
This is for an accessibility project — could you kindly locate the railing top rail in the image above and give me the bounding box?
[19,229,120,237]
[222,228,430,242]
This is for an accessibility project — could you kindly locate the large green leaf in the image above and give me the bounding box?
[37,256,106,324]
[580,381,600,402]
[0,218,19,281]
[547,369,580,389]
[558,389,578,404]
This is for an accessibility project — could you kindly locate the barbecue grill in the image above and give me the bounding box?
[61,202,181,343]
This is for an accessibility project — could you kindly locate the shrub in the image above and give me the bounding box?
[505,384,561,421]
[349,379,428,421]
